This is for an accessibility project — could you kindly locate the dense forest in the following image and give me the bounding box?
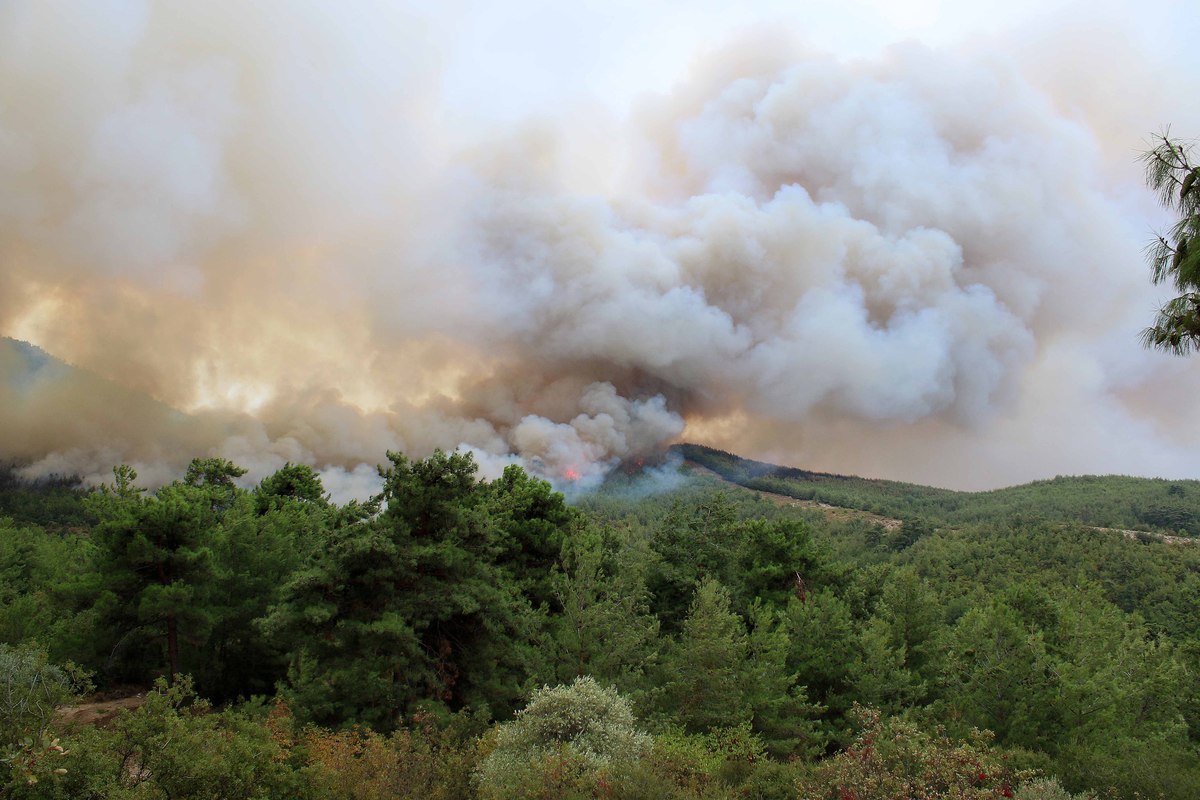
[4,448,1200,799]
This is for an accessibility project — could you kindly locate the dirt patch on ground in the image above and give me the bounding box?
[798,500,904,531]
[58,693,146,729]
[1089,526,1197,545]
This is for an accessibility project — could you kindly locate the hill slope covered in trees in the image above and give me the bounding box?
[3,450,1200,799]
[674,443,1200,534]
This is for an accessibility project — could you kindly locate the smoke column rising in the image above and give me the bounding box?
[2,0,1199,495]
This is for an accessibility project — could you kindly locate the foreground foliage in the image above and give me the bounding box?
[3,450,1200,798]
[477,677,650,798]
[796,706,1020,800]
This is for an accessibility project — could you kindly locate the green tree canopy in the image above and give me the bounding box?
[252,462,328,515]
[264,451,560,729]
[85,464,223,683]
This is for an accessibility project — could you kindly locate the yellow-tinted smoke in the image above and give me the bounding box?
[3,1,1200,494]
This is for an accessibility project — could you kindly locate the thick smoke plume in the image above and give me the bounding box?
[3,1,1200,495]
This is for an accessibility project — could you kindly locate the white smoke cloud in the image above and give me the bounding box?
[505,383,686,489]
[1,1,1199,492]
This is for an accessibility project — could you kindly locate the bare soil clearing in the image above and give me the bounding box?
[58,693,146,729]
[1090,526,1197,545]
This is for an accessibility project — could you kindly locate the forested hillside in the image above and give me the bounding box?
[677,443,1200,534]
[3,451,1200,799]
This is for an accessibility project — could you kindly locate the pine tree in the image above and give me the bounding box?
[782,588,860,742]
[86,464,226,683]
[549,530,660,693]
[850,616,922,714]
[664,577,750,731]
[732,517,828,612]
[941,600,1057,750]
[199,469,328,700]
[742,601,819,756]
[264,451,558,728]
[648,493,739,627]
[1140,132,1200,353]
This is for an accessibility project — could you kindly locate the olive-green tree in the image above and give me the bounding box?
[476,677,650,799]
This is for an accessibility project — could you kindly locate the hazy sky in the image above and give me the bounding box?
[2,0,1200,494]
[438,0,1195,121]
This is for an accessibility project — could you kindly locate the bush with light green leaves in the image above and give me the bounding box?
[1013,778,1097,800]
[0,644,87,795]
[476,677,650,798]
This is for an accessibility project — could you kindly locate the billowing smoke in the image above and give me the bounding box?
[3,0,1200,494]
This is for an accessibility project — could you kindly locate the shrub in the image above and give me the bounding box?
[304,709,480,800]
[0,644,86,794]
[476,677,650,798]
[1013,777,1097,800]
[796,705,1022,800]
[48,677,310,800]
